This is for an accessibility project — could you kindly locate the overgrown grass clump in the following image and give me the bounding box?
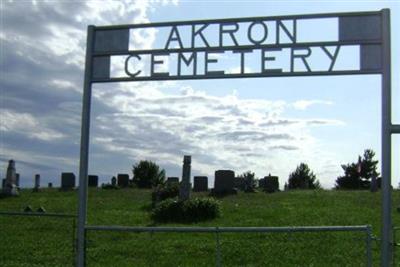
[151,184,179,203]
[152,198,220,222]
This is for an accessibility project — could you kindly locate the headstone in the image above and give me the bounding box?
[213,170,235,194]
[61,172,75,190]
[167,177,179,185]
[262,175,279,193]
[2,160,19,196]
[258,178,266,188]
[117,174,129,187]
[16,173,20,188]
[193,176,208,192]
[33,174,40,192]
[370,176,378,192]
[48,182,53,188]
[88,175,99,187]
[111,176,117,186]
[234,177,245,190]
[179,155,191,201]
[2,178,5,189]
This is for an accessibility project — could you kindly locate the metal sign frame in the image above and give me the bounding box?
[76,9,396,266]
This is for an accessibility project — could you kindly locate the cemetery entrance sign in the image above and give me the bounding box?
[77,10,395,266]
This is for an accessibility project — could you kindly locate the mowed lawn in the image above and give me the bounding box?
[1,188,400,266]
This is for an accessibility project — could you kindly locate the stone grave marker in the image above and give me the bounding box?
[61,172,75,190]
[16,173,20,188]
[262,174,279,193]
[370,176,378,192]
[117,174,129,187]
[213,170,235,194]
[88,175,99,187]
[193,176,208,192]
[167,177,179,185]
[48,182,53,188]
[111,176,117,186]
[179,155,191,201]
[2,160,19,196]
[33,174,40,192]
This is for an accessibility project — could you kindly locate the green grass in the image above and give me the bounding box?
[1,188,400,266]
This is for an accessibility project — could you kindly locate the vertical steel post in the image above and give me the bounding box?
[215,227,221,267]
[366,225,372,267]
[76,25,95,267]
[381,8,392,267]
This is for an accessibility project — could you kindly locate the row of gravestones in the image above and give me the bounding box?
[166,170,280,194]
[60,173,133,189]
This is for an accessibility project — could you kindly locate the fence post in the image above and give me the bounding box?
[215,227,221,267]
[366,225,372,267]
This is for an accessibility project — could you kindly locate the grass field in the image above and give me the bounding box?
[1,188,400,266]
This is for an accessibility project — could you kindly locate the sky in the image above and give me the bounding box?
[0,0,399,189]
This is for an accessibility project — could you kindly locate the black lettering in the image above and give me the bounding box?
[233,49,252,74]
[151,53,170,77]
[125,54,142,77]
[261,48,283,73]
[247,21,268,45]
[276,19,296,44]
[219,22,239,47]
[165,26,183,49]
[205,51,224,76]
[291,47,312,72]
[177,52,197,76]
[321,46,341,71]
[191,24,210,48]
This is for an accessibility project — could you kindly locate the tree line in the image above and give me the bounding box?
[131,149,380,190]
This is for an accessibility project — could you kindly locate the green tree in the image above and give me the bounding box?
[288,163,321,189]
[238,171,257,192]
[132,160,166,188]
[335,149,379,189]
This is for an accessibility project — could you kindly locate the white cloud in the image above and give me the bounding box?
[0,109,65,141]
[292,100,333,110]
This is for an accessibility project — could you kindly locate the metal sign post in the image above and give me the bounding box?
[381,9,393,267]
[76,10,394,266]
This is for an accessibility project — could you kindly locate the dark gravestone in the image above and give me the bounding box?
[370,176,378,192]
[262,175,279,193]
[193,176,208,192]
[213,170,235,194]
[179,155,191,201]
[2,160,18,196]
[48,182,53,188]
[258,178,266,188]
[234,177,245,191]
[111,176,117,186]
[33,174,40,192]
[2,178,5,189]
[61,172,75,190]
[167,177,179,185]
[88,175,99,187]
[117,174,129,187]
[16,173,20,188]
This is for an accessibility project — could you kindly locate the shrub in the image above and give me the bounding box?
[132,160,166,188]
[152,198,221,222]
[151,184,179,203]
